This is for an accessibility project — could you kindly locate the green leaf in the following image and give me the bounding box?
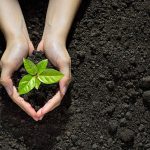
[23,58,38,75]
[37,59,48,74]
[38,69,64,84]
[35,78,41,90]
[18,74,36,95]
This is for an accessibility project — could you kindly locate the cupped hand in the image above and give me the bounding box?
[0,38,39,121]
[37,38,72,119]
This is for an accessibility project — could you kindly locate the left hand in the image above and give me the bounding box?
[0,39,39,121]
[37,36,72,119]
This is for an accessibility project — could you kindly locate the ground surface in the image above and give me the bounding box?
[0,0,150,149]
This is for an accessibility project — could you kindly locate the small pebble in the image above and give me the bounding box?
[145,143,150,148]
[137,65,145,73]
[138,143,143,148]
[92,143,98,149]
[106,81,115,91]
[71,135,78,142]
[141,76,150,89]
[127,88,138,100]
[129,57,136,66]
[70,147,76,150]
[121,95,130,103]
[104,105,115,115]
[119,129,134,143]
[138,124,145,132]
[99,74,106,80]
[143,91,150,107]
[56,136,61,142]
[66,131,71,137]
[111,97,117,103]
[76,51,85,61]
[126,82,134,89]
[103,50,111,58]
[125,112,132,120]
[122,103,130,110]
[19,68,26,73]
[120,118,127,127]
[108,120,118,134]
[107,138,113,145]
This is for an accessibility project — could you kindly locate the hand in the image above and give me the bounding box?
[0,38,39,121]
[37,37,72,119]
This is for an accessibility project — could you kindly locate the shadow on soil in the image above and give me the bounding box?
[1,86,72,149]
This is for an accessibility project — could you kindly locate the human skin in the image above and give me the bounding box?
[37,0,81,119]
[0,0,39,121]
[0,0,81,121]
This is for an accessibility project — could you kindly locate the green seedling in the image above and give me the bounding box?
[18,58,64,95]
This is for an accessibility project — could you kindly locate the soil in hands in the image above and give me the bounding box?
[13,50,59,111]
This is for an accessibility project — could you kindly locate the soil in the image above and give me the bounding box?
[0,0,150,149]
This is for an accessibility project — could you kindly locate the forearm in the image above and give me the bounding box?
[44,0,81,44]
[0,0,29,42]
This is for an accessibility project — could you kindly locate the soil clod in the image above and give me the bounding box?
[119,129,135,143]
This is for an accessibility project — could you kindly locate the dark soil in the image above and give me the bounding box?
[0,0,150,149]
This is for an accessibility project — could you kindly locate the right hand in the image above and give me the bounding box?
[36,36,72,119]
[0,38,39,121]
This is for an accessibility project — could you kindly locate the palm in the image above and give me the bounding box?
[36,40,71,118]
[0,41,39,121]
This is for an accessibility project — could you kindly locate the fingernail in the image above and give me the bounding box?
[62,87,67,95]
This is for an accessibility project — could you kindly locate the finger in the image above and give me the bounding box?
[11,86,39,121]
[28,41,35,56]
[59,76,71,95]
[1,78,13,96]
[37,108,44,120]
[0,67,14,96]
[37,40,44,51]
[59,64,71,95]
[41,91,63,116]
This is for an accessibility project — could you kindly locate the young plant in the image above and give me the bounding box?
[18,58,64,95]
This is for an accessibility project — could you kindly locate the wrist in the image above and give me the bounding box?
[5,32,27,42]
[43,23,68,46]
[6,36,29,51]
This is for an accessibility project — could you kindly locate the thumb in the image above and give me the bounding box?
[0,67,13,96]
[28,41,35,56]
[59,64,71,95]
[37,40,44,52]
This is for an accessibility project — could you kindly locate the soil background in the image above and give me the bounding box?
[0,0,150,149]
